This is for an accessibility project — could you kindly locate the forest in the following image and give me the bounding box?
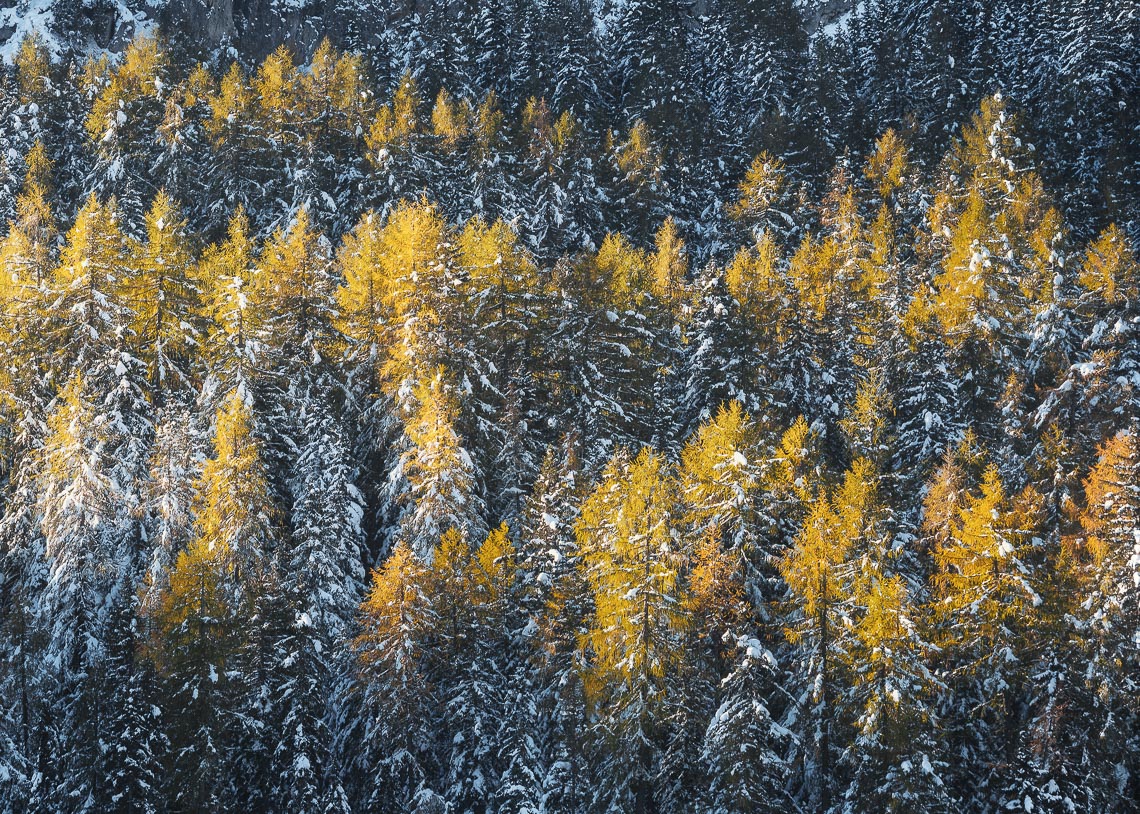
[0,2,1138,812]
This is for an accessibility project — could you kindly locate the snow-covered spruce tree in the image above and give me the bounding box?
[513,438,592,814]
[203,62,270,222]
[32,370,149,811]
[140,397,202,613]
[453,215,545,519]
[607,0,699,147]
[701,634,791,814]
[263,387,366,812]
[0,456,50,813]
[515,99,605,260]
[152,64,216,229]
[392,368,486,561]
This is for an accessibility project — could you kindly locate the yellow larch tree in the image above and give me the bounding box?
[1079,428,1140,671]
[248,207,337,372]
[14,33,52,106]
[252,45,301,151]
[367,71,421,160]
[1078,223,1139,308]
[366,200,454,402]
[729,151,789,237]
[194,390,276,586]
[126,191,199,397]
[679,400,771,553]
[431,88,471,151]
[298,38,373,156]
[353,539,436,812]
[47,193,132,385]
[926,447,1045,780]
[84,34,168,147]
[927,94,1055,347]
[0,141,57,412]
[576,447,687,813]
[334,210,388,372]
[197,207,258,389]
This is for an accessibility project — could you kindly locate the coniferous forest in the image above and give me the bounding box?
[0,2,1139,812]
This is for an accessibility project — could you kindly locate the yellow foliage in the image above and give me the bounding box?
[787,234,841,321]
[725,231,785,319]
[360,201,452,395]
[15,33,51,103]
[474,522,515,603]
[473,90,504,158]
[355,540,429,679]
[930,464,1043,636]
[685,528,745,632]
[650,218,687,308]
[53,193,127,304]
[334,210,388,353]
[780,494,851,623]
[198,207,256,377]
[521,96,552,158]
[595,232,649,310]
[1079,224,1139,306]
[779,457,881,659]
[126,191,198,388]
[2,141,55,287]
[614,120,661,184]
[182,63,215,107]
[205,64,254,147]
[839,370,893,465]
[250,208,333,352]
[553,110,580,156]
[679,400,765,541]
[577,448,686,699]
[729,151,787,225]
[140,533,241,678]
[771,416,819,504]
[194,390,274,580]
[1080,430,1140,566]
[369,72,420,153]
[300,39,373,145]
[431,88,470,150]
[864,129,910,202]
[253,45,299,137]
[85,34,168,145]
[457,216,536,298]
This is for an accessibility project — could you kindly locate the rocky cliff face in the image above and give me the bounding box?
[3,0,854,66]
[1,0,369,63]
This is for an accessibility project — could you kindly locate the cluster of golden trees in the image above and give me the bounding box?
[1,28,1139,814]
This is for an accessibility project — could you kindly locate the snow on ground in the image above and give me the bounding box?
[0,0,60,62]
[1,0,158,63]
